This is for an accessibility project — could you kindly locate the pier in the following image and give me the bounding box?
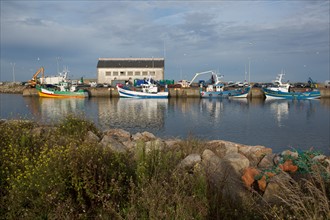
[20,86,330,99]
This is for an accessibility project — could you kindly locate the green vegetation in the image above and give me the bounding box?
[0,116,329,219]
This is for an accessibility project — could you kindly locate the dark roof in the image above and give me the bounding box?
[97,58,164,68]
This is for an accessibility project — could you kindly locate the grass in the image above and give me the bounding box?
[0,115,329,219]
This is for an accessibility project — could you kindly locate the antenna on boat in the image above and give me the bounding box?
[248,58,251,84]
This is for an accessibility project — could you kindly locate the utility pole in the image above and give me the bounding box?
[56,57,61,73]
[248,58,251,84]
[10,62,15,82]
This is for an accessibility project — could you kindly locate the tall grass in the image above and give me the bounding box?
[0,116,329,219]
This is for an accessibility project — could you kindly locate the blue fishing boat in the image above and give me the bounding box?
[263,72,320,100]
[188,70,250,98]
[263,88,320,100]
[200,84,251,98]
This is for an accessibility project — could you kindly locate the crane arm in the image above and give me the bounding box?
[32,67,45,80]
[188,70,215,86]
[28,67,45,87]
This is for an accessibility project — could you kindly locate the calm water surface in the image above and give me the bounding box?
[1,94,329,154]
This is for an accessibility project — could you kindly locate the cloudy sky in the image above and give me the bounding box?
[1,0,329,83]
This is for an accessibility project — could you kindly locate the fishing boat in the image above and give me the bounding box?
[116,78,168,98]
[263,88,320,100]
[263,72,320,100]
[266,71,291,92]
[188,70,250,98]
[200,83,251,98]
[36,82,89,98]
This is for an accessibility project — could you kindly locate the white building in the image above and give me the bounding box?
[96,58,165,84]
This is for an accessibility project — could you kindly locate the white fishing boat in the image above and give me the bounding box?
[266,71,291,92]
[263,72,320,100]
[116,78,168,98]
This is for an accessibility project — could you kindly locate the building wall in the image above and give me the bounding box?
[96,57,164,84]
[97,67,164,84]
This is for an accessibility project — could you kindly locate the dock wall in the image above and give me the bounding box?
[21,87,330,99]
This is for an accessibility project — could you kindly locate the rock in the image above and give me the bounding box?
[258,153,277,169]
[132,132,144,141]
[104,128,131,143]
[84,130,100,143]
[206,140,238,158]
[132,131,156,142]
[281,150,299,159]
[222,153,250,174]
[201,149,217,162]
[238,145,272,167]
[178,154,201,169]
[217,153,253,205]
[262,172,293,205]
[324,159,330,171]
[164,138,182,149]
[312,154,327,162]
[273,154,282,165]
[100,135,127,153]
[201,149,222,185]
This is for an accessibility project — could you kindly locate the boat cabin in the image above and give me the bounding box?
[206,84,224,92]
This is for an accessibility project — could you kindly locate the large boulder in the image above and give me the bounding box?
[201,149,223,177]
[258,153,277,169]
[262,172,294,205]
[104,128,131,143]
[206,140,238,158]
[222,153,250,174]
[132,131,156,142]
[217,153,252,205]
[164,138,182,149]
[238,145,272,167]
[84,130,100,143]
[178,153,201,170]
[100,135,127,153]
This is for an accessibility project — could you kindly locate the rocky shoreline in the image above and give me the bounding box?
[26,120,330,205]
[1,118,329,218]
[90,128,330,205]
[0,82,26,93]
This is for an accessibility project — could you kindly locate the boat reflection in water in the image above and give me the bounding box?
[96,98,168,133]
[26,97,86,124]
[267,100,289,127]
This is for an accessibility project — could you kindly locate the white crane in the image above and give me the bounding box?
[188,70,223,86]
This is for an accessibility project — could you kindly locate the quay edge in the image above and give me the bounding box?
[15,86,330,99]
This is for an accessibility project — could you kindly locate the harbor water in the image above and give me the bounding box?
[1,93,329,154]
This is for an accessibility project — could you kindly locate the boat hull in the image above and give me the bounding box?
[117,86,168,98]
[200,87,250,98]
[263,88,320,100]
[37,87,89,98]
